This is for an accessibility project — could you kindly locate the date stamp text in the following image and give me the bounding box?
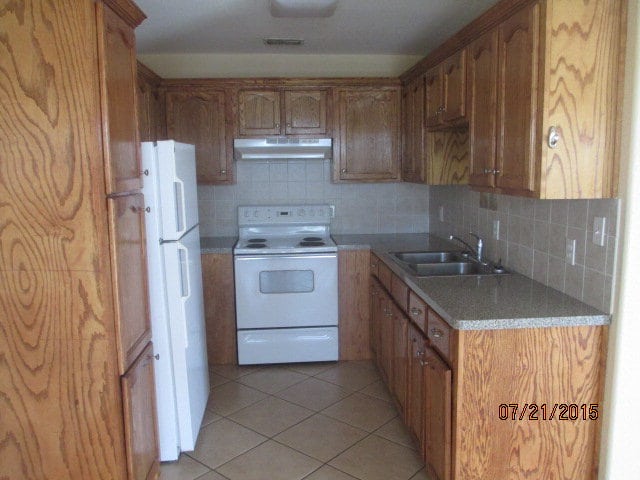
[498,403,599,421]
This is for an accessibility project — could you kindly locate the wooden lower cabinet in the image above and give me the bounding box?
[370,256,606,480]
[338,249,371,360]
[122,343,160,480]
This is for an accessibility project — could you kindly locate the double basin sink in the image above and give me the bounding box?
[391,251,508,277]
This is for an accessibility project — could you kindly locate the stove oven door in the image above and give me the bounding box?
[234,253,338,329]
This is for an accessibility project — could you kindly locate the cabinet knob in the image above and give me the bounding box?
[371,290,378,297]
[341,168,347,174]
[438,105,445,113]
[416,349,424,357]
[275,123,280,129]
[493,169,501,175]
[483,168,492,174]
[221,169,227,174]
[430,328,444,338]
[286,123,291,128]
[145,206,151,213]
[143,169,149,176]
[547,126,560,149]
[410,307,422,316]
[420,359,429,367]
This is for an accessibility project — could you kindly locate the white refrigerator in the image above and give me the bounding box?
[142,140,209,461]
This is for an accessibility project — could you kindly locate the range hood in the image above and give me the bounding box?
[234,138,333,160]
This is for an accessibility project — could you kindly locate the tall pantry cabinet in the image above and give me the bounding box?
[0,1,158,479]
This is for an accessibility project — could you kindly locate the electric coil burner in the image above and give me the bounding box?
[233,205,338,365]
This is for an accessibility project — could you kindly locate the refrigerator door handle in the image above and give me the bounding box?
[174,179,186,236]
[178,245,191,348]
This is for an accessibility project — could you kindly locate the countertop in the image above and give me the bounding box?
[332,233,610,330]
[200,236,237,254]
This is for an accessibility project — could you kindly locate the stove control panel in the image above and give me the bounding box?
[238,205,334,225]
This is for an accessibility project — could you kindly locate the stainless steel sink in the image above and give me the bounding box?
[390,250,508,277]
[391,251,465,264]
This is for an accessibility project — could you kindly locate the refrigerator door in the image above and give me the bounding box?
[162,225,209,452]
[156,140,199,241]
[141,142,181,461]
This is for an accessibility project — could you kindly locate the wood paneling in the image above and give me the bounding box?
[201,253,237,365]
[97,2,142,194]
[539,0,624,198]
[467,29,499,188]
[495,3,539,195]
[108,193,152,373]
[334,87,401,182]
[237,90,281,135]
[338,249,372,360]
[454,326,607,479]
[427,129,469,185]
[0,1,127,477]
[122,343,159,480]
[166,88,232,184]
[284,89,328,135]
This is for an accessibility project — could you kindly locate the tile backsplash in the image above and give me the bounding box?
[429,186,619,312]
[198,159,429,236]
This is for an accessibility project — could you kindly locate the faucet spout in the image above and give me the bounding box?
[448,232,485,263]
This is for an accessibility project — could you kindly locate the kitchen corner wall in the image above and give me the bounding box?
[198,159,430,236]
[429,186,620,313]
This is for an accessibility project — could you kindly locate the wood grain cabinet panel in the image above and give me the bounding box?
[122,343,159,480]
[392,304,409,415]
[423,347,452,480]
[201,253,237,365]
[467,29,499,189]
[108,193,152,373]
[441,49,466,124]
[401,75,426,183]
[137,62,166,143]
[284,90,328,135]
[424,66,443,128]
[98,2,142,194]
[238,90,282,135]
[166,89,231,184]
[407,324,426,444]
[338,249,371,360]
[334,87,401,182]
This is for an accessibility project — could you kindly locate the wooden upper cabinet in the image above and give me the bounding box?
[137,62,166,143]
[166,89,232,184]
[495,3,538,195]
[334,87,401,182]
[467,29,498,189]
[284,90,328,135]
[98,3,141,194]
[121,342,159,480]
[108,193,152,373]
[424,66,443,128]
[402,75,425,183]
[238,90,282,135]
[237,88,329,136]
[441,48,466,123]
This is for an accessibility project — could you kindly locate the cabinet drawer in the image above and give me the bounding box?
[391,274,408,311]
[427,309,452,363]
[378,262,392,291]
[408,291,427,333]
[370,252,380,279]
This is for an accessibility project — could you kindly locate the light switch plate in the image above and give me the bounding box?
[493,219,500,240]
[593,216,606,246]
[565,238,576,265]
[438,206,445,222]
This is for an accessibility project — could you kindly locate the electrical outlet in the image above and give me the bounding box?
[492,219,500,240]
[565,238,576,265]
[593,216,606,246]
[438,206,445,222]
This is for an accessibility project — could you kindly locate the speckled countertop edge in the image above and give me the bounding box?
[332,233,610,330]
[200,236,237,254]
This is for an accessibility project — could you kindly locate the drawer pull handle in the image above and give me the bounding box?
[410,307,422,316]
[416,350,424,357]
[431,328,444,338]
[420,359,429,367]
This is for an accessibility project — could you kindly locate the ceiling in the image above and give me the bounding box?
[135,0,501,56]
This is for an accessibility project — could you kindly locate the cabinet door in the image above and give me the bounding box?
[122,343,159,480]
[468,29,499,188]
[137,76,152,143]
[369,279,381,356]
[335,88,400,181]
[407,324,425,447]
[424,65,443,128]
[98,4,141,194]
[402,76,425,183]
[423,347,452,480]
[496,4,539,194]
[166,89,231,184]
[392,304,409,415]
[379,293,395,386]
[108,193,151,373]
[238,90,282,135]
[441,49,466,123]
[284,90,328,135]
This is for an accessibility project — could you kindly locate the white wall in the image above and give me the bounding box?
[137,53,422,78]
[599,0,640,476]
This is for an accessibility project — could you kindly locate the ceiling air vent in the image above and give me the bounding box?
[263,38,305,46]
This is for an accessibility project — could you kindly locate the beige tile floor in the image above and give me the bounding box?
[160,360,433,480]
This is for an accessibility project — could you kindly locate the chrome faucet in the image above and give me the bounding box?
[449,233,484,263]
